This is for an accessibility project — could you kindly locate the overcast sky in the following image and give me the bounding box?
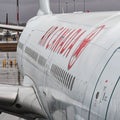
[0,0,120,24]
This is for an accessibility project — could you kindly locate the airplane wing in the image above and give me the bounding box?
[0,84,46,119]
[0,24,24,32]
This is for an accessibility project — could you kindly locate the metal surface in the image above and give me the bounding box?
[0,85,18,106]
[0,84,46,120]
[16,11,120,120]
[37,0,52,15]
[1,0,120,119]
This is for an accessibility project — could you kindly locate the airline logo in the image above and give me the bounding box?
[39,25,105,70]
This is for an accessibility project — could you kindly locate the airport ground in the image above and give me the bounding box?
[0,52,24,120]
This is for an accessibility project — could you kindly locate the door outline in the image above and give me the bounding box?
[88,48,120,120]
[104,76,120,120]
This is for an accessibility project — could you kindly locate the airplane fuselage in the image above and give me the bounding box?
[17,12,120,120]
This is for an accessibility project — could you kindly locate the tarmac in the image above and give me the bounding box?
[0,52,24,120]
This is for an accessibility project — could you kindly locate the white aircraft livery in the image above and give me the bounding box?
[0,0,120,120]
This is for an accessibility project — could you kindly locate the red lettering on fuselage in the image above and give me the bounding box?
[46,27,69,50]
[39,25,105,70]
[60,29,86,57]
[39,26,86,57]
[68,25,105,69]
[40,26,58,46]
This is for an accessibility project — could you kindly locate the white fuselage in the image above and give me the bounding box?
[17,12,120,120]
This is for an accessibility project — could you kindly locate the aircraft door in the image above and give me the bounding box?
[105,77,120,120]
[89,49,120,120]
